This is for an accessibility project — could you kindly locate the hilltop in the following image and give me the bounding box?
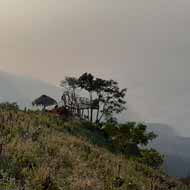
[0,104,188,190]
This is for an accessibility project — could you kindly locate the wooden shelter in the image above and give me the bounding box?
[32,95,57,110]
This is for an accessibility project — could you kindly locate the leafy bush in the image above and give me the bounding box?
[138,149,164,169]
[0,102,19,111]
[103,122,157,155]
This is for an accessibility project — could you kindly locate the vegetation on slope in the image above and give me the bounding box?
[0,103,188,190]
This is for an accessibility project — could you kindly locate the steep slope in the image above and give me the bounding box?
[0,71,62,107]
[0,105,187,190]
[148,123,190,178]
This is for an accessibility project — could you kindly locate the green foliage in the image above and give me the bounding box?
[103,122,163,168]
[103,122,157,149]
[138,149,164,169]
[0,102,19,111]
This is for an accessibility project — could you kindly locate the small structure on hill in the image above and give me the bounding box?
[61,93,99,120]
[32,95,57,110]
[32,94,98,120]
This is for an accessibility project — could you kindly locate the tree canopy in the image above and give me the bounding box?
[60,73,127,123]
[103,122,163,168]
[103,122,157,154]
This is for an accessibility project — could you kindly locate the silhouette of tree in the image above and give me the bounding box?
[78,73,97,122]
[60,77,80,115]
[95,79,127,123]
[61,73,127,123]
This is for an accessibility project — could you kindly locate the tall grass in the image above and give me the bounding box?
[0,105,187,190]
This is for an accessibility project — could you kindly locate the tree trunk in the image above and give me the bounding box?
[90,109,93,123]
[97,101,107,123]
[88,109,90,121]
[82,109,84,118]
[98,112,104,123]
[43,105,46,111]
[96,97,100,123]
[96,108,100,123]
[89,91,93,122]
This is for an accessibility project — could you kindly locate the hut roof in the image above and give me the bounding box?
[32,95,57,107]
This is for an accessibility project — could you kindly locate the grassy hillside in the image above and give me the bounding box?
[0,104,188,190]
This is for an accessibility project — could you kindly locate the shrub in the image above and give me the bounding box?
[138,149,164,169]
[103,122,157,155]
[0,102,19,111]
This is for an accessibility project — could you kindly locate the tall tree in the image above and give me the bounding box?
[60,77,80,115]
[95,79,127,123]
[78,73,96,122]
[61,73,127,123]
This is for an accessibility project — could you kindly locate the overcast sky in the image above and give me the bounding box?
[0,0,190,136]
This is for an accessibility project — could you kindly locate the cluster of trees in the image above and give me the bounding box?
[60,73,127,123]
[33,72,127,124]
[103,122,164,169]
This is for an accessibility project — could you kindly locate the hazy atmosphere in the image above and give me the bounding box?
[1,0,190,136]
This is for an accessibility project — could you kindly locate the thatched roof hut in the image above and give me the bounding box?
[32,95,57,109]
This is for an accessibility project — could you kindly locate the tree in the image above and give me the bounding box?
[60,77,79,91]
[103,122,157,155]
[95,79,127,123]
[32,95,57,110]
[78,73,96,122]
[60,73,127,123]
[60,77,80,115]
[78,73,127,123]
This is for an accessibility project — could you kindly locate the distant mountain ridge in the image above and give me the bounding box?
[0,71,62,107]
[148,123,190,178]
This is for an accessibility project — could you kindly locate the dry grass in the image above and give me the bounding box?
[0,106,187,190]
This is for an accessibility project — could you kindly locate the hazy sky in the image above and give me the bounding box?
[1,0,190,135]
